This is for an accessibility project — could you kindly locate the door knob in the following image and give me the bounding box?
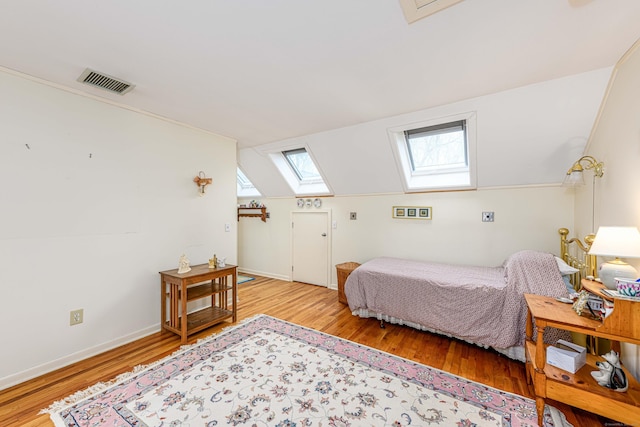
[321,233,327,237]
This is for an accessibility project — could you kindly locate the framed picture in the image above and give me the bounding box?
[419,208,430,218]
[393,206,432,220]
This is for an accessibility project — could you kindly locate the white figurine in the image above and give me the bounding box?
[177,254,191,274]
[590,350,628,392]
[217,256,226,268]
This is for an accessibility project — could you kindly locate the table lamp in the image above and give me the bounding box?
[588,226,640,289]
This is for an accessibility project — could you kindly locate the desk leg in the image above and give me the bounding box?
[160,280,166,333]
[170,284,179,328]
[232,270,237,322]
[534,323,547,427]
[181,282,188,344]
[536,397,545,427]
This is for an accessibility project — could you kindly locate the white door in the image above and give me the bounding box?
[292,211,329,286]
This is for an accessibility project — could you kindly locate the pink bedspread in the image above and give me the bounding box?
[345,250,569,350]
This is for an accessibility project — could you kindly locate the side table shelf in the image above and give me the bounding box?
[160,264,237,344]
[524,282,640,426]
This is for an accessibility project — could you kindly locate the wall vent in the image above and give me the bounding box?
[77,68,135,95]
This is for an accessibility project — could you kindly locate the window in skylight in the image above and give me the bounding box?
[406,120,467,173]
[266,146,331,196]
[389,112,476,192]
[283,148,323,184]
[237,167,261,197]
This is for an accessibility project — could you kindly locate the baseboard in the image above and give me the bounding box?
[238,268,338,291]
[237,268,290,281]
[0,324,160,391]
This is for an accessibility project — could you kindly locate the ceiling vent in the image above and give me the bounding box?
[77,68,135,95]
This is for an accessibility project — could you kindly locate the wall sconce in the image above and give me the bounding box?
[563,155,604,187]
[193,171,212,196]
[588,226,640,289]
[563,155,604,232]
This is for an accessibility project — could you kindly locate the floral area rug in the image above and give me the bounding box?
[43,314,571,427]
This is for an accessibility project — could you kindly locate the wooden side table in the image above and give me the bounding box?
[336,262,360,304]
[160,263,237,343]
[524,283,640,426]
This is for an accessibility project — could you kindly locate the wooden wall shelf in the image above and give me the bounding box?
[238,206,267,222]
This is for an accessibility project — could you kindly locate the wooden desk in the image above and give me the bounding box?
[524,286,640,426]
[159,264,237,343]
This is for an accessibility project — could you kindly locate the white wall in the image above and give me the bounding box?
[574,39,640,380]
[0,69,238,389]
[239,186,574,283]
[239,68,611,198]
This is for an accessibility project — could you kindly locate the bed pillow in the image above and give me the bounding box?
[562,275,576,294]
[555,256,579,275]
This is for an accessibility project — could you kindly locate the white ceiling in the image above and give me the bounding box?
[1,0,640,149]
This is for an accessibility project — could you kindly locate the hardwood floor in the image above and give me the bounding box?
[0,276,611,426]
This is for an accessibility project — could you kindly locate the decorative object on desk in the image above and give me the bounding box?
[43,314,571,427]
[193,170,212,196]
[392,205,432,219]
[177,254,191,273]
[216,256,226,268]
[571,290,603,319]
[208,255,216,269]
[588,226,640,289]
[572,290,590,316]
[590,350,628,392]
[615,277,640,297]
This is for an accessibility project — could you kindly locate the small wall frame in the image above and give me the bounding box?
[392,206,432,220]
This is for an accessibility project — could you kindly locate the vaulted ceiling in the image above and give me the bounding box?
[2,0,640,150]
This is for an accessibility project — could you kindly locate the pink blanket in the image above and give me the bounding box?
[345,250,569,350]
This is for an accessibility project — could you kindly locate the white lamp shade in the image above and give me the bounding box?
[562,170,585,187]
[588,226,640,258]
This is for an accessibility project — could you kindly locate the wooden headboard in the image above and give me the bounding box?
[559,227,597,290]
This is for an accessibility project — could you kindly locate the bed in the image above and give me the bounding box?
[344,228,595,362]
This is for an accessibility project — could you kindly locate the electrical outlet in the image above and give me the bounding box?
[350,212,357,220]
[70,309,83,326]
[482,212,495,222]
[225,223,231,232]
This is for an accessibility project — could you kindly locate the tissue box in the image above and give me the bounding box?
[546,340,586,373]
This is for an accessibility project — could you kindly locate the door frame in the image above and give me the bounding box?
[290,209,332,286]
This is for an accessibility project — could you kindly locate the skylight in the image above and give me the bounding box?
[389,113,476,192]
[283,148,322,183]
[405,120,467,173]
[237,167,261,197]
[266,146,331,196]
